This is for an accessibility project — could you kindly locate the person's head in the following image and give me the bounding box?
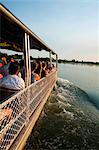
[9,62,20,75]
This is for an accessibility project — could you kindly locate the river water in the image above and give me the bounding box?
[25,63,99,150]
[58,63,99,109]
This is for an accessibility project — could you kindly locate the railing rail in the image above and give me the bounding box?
[0,69,57,150]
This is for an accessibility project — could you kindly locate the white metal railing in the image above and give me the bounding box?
[0,69,56,150]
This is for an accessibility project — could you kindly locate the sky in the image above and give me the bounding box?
[1,0,99,62]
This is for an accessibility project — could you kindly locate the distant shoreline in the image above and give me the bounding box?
[58,59,99,65]
[0,52,99,65]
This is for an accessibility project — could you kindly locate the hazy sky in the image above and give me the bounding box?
[1,0,99,62]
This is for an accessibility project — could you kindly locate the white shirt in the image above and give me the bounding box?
[0,75,25,90]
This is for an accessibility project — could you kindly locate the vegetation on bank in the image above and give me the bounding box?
[0,52,99,65]
[58,59,99,65]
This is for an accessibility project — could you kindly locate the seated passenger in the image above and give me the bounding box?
[52,63,55,68]
[1,55,7,65]
[31,62,40,83]
[0,62,25,90]
[0,108,12,121]
[10,57,15,63]
[0,73,3,79]
[0,56,9,77]
[0,60,3,67]
[20,60,25,81]
[0,63,10,77]
[41,62,47,78]
[35,60,42,78]
[31,62,36,83]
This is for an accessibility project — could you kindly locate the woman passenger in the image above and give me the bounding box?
[35,60,42,79]
[41,62,47,78]
[31,62,40,83]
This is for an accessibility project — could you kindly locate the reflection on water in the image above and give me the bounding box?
[25,79,99,150]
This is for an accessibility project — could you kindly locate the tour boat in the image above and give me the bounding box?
[0,4,58,150]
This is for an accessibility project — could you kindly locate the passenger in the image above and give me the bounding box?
[10,57,15,63]
[41,62,47,78]
[45,62,49,75]
[0,60,3,67]
[0,108,13,143]
[46,61,51,74]
[35,60,42,78]
[0,58,10,77]
[20,60,25,81]
[0,108,12,121]
[52,63,55,68]
[31,62,40,83]
[0,73,3,79]
[0,62,25,90]
[1,55,7,65]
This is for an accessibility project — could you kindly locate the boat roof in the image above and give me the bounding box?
[0,3,56,55]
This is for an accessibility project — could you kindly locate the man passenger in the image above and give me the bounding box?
[0,62,25,90]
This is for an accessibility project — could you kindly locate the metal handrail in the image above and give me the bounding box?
[0,69,56,150]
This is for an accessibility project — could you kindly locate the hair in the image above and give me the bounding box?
[9,62,20,75]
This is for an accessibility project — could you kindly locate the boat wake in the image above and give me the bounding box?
[25,78,99,150]
[56,78,99,121]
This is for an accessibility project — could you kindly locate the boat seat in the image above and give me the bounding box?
[0,87,18,103]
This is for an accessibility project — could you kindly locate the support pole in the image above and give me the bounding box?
[24,33,29,87]
[27,35,31,85]
[56,54,58,68]
[24,33,31,124]
[49,51,52,66]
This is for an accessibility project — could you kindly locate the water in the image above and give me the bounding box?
[58,63,99,108]
[25,63,99,150]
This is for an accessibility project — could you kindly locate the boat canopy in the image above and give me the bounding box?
[0,4,56,55]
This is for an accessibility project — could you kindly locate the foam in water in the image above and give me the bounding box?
[57,78,99,120]
[25,78,99,150]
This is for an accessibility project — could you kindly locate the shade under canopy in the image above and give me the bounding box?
[0,4,56,55]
